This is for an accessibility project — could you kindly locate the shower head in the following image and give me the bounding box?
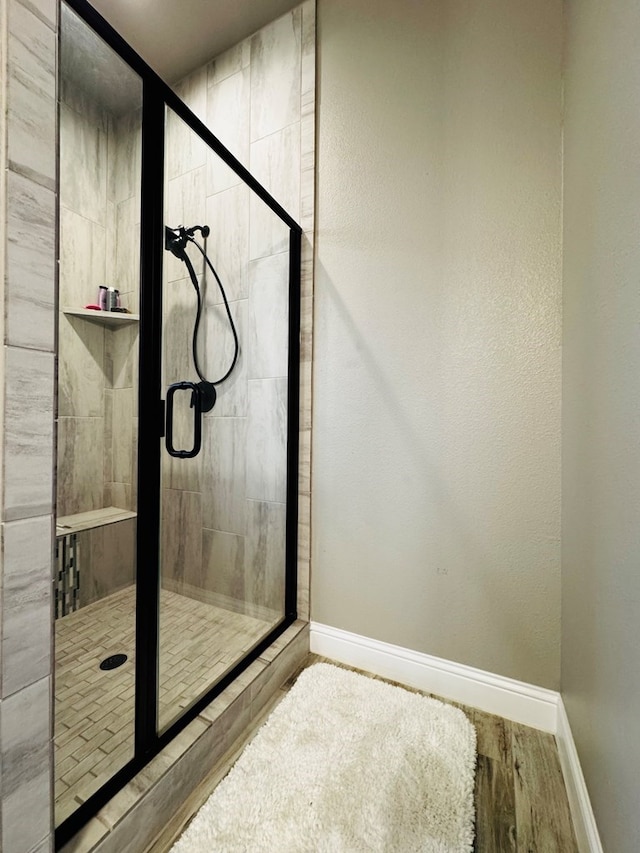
[164,224,210,261]
[186,224,210,239]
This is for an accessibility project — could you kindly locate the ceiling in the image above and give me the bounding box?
[86,0,302,83]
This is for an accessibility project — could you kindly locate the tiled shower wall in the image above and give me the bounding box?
[159,2,315,620]
[0,0,313,847]
[57,87,140,518]
[0,0,57,851]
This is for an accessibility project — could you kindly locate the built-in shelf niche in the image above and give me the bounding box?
[62,307,140,326]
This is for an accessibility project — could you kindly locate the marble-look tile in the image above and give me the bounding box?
[299,357,312,431]
[131,418,139,509]
[300,231,314,303]
[106,114,117,207]
[58,315,104,418]
[7,0,56,187]
[204,298,247,417]
[115,196,141,299]
[249,621,309,714]
[5,170,55,351]
[161,287,201,493]
[250,9,302,142]
[300,292,313,362]
[115,108,142,205]
[105,198,117,286]
[1,677,51,853]
[247,253,289,380]
[59,206,106,308]
[301,0,316,101]
[106,325,136,390]
[207,39,250,87]
[174,64,208,123]
[164,166,207,284]
[1,515,52,697]
[297,491,310,565]
[246,378,287,503]
[249,124,301,260]
[202,417,246,535]
[165,101,207,182]
[161,489,202,587]
[161,409,202,496]
[162,276,199,386]
[28,836,53,853]
[297,556,310,622]
[298,426,311,495]
[59,102,108,226]
[5,347,54,521]
[111,483,133,513]
[201,528,245,602]
[79,519,136,607]
[56,417,103,517]
[20,0,56,29]
[205,183,250,301]
[206,67,250,194]
[103,388,113,491]
[245,499,286,613]
[92,689,252,853]
[59,817,108,853]
[300,111,315,233]
[112,388,133,485]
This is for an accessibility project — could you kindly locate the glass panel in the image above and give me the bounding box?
[55,3,142,826]
[158,105,290,732]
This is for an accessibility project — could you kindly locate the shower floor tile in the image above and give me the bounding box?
[54,586,276,825]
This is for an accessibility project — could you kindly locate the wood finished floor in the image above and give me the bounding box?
[305,656,579,853]
[54,586,276,826]
[162,652,579,852]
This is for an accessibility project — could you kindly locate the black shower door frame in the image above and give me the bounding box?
[57,1,301,847]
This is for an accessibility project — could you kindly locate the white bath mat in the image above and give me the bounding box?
[171,662,476,852]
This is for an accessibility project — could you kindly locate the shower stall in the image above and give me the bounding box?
[55,0,301,843]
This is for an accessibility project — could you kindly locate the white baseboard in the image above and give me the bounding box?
[556,698,604,853]
[310,621,602,853]
[310,621,559,731]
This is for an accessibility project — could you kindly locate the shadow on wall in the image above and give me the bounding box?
[313,260,557,686]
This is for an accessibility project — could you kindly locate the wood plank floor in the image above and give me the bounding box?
[160,653,579,852]
[307,656,578,853]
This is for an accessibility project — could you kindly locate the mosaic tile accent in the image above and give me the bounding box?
[55,534,80,619]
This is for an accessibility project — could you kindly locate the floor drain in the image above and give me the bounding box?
[100,653,128,671]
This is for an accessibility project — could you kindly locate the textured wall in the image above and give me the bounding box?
[160,2,315,620]
[0,0,57,850]
[562,0,640,849]
[313,0,563,688]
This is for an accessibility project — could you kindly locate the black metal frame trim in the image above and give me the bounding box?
[55,0,302,847]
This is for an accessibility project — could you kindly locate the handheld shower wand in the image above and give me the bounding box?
[163,223,239,416]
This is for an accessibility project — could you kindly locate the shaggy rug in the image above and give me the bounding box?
[171,663,476,852]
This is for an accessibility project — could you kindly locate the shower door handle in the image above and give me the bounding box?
[165,381,202,459]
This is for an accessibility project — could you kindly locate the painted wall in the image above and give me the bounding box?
[0,0,57,851]
[312,0,563,689]
[562,0,640,849]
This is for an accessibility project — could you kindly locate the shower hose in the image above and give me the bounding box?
[166,224,239,412]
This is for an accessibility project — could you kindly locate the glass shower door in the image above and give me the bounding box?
[157,105,292,731]
[55,0,142,827]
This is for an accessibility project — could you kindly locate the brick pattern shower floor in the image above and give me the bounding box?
[54,586,275,824]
